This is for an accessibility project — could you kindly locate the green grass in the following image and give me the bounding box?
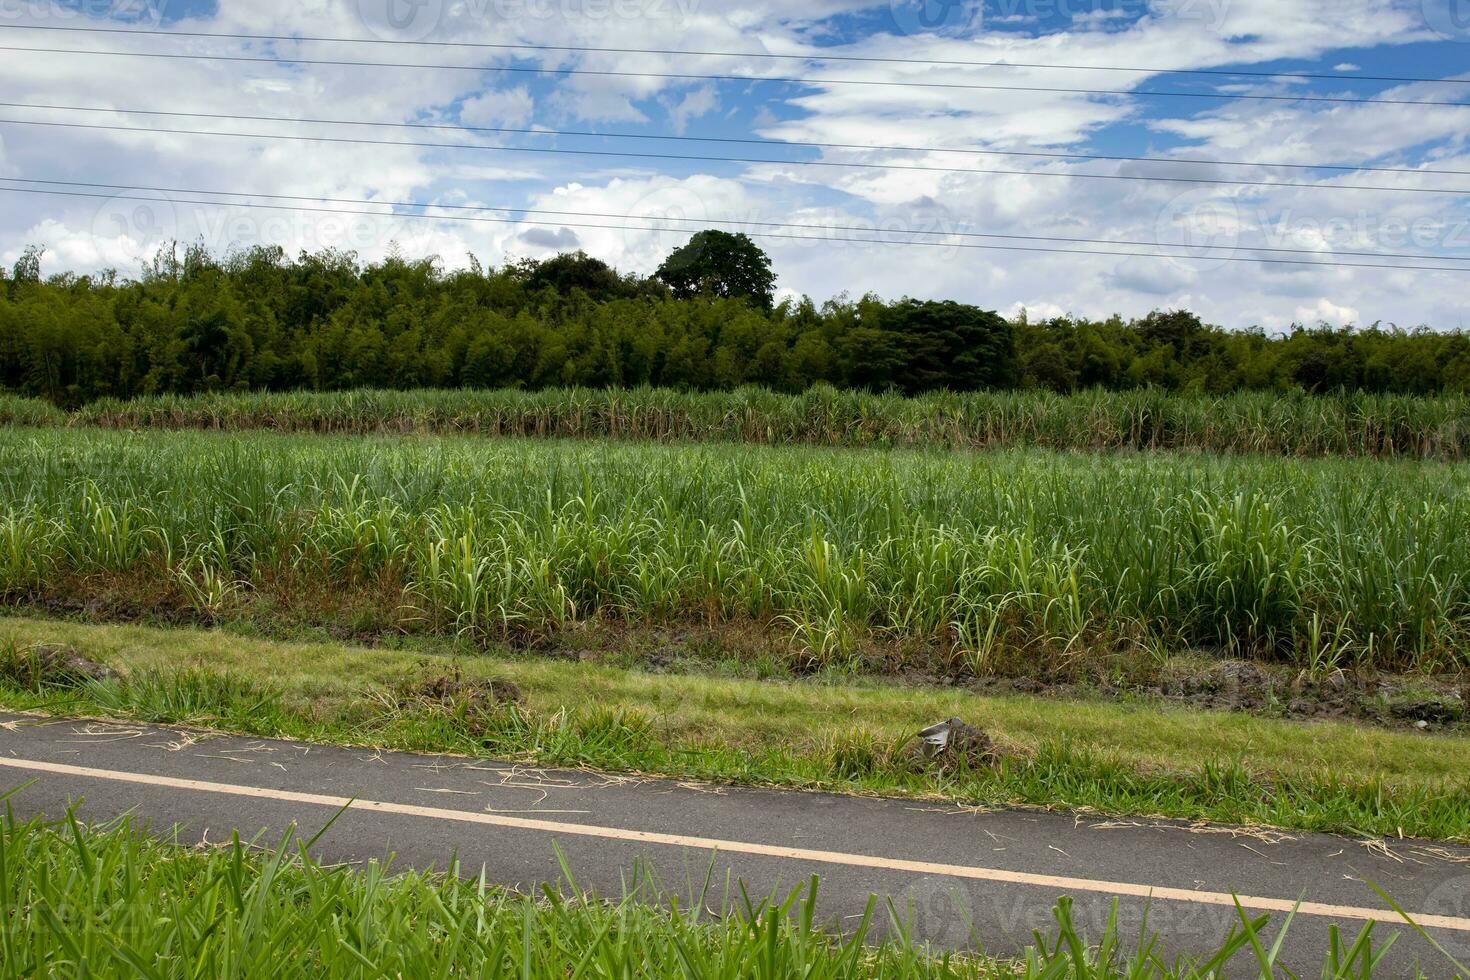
[2,808,1442,979]
[1,426,1468,672]
[44,385,1470,461]
[0,393,66,428]
[3,618,1469,843]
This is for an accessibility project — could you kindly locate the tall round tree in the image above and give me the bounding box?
[655,231,776,311]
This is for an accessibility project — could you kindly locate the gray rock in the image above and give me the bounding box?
[915,718,999,769]
[12,644,118,687]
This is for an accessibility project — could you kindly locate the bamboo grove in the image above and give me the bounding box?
[6,243,1470,407]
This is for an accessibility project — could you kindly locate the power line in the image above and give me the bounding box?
[7,100,1467,179]
[6,116,1468,196]
[3,181,1466,273]
[4,22,1467,88]
[10,175,1466,263]
[6,43,1470,108]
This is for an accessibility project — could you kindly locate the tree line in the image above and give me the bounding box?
[3,239,1469,407]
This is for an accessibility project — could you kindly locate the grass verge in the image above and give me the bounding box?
[1,616,1468,843]
[4,808,1444,978]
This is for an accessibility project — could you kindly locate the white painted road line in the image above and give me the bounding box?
[3,755,1466,933]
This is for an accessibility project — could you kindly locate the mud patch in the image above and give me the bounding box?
[397,666,526,737]
[1162,660,1278,712]
[0,643,118,689]
[405,672,524,712]
[959,659,1465,731]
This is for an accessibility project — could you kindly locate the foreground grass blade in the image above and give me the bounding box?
[10,807,1460,978]
[1365,878,1470,978]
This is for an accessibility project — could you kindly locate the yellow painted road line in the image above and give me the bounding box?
[3,755,1466,932]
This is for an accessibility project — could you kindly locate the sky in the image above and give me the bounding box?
[0,0,1468,330]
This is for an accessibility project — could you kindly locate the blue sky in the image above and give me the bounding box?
[1,0,1468,330]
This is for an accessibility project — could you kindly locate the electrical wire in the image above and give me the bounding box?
[10,174,1468,262]
[5,43,1470,108]
[3,181,1466,272]
[5,99,1466,178]
[5,116,1467,196]
[4,22,1467,88]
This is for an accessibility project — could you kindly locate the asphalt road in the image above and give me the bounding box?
[3,712,1469,973]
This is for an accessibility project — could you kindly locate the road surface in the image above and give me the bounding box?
[2,711,1468,973]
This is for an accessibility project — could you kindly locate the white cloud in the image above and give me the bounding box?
[0,0,1465,331]
[660,85,720,135]
[516,174,760,272]
[461,88,536,127]
[1294,297,1363,326]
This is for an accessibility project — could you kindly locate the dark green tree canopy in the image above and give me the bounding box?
[654,231,776,311]
[515,251,639,302]
[3,242,1469,406]
[11,246,44,288]
[879,299,1016,394]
